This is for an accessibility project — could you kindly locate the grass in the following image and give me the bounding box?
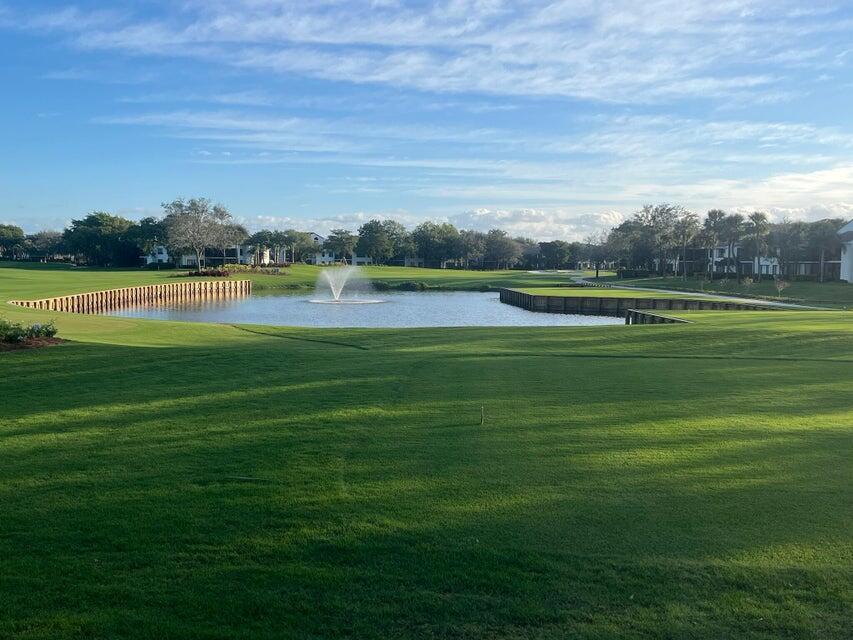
[515,287,723,300]
[0,262,584,300]
[1,264,852,639]
[617,275,853,308]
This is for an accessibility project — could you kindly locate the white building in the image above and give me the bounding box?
[839,220,853,283]
[143,244,267,267]
[306,232,374,266]
[709,244,780,277]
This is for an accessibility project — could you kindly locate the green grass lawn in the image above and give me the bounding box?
[1,265,852,639]
[0,262,583,300]
[618,275,853,308]
[516,287,721,300]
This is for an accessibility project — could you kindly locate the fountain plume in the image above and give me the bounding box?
[312,263,384,304]
[321,265,357,302]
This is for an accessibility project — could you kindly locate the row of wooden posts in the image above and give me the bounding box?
[624,309,691,325]
[498,288,775,320]
[10,280,252,314]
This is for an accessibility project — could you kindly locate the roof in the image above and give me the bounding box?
[838,220,853,241]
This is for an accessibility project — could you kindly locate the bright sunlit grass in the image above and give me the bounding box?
[1,264,851,639]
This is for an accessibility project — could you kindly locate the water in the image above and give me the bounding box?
[103,291,623,328]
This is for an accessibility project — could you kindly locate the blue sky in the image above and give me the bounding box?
[1,1,852,238]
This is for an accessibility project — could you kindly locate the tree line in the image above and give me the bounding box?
[0,197,601,270]
[605,204,845,282]
[1,198,846,277]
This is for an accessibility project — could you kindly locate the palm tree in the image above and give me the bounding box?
[768,219,805,279]
[744,212,770,281]
[721,214,745,278]
[809,220,842,282]
[703,209,726,278]
[673,211,700,281]
[249,230,273,265]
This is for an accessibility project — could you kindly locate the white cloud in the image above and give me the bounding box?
[449,208,625,240]
[240,207,625,241]
[10,1,853,103]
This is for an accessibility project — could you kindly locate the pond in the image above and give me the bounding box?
[103,290,623,328]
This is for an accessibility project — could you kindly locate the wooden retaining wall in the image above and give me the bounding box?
[499,287,774,318]
[625,309,691,325]
[9,280,252,314]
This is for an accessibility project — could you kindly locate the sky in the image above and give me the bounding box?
[1,1,852,239]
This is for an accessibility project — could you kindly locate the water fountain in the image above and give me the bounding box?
[310,263,384,304]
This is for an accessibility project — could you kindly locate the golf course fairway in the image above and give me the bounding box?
[1,265,851,639]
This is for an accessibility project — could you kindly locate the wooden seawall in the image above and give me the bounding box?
[624,309,691,325]
[498,288,774,318]
[9,280,252,314]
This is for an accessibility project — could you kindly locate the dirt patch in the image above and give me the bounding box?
[0,337,64,353]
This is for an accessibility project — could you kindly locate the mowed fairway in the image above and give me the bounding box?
[1,267,852,638]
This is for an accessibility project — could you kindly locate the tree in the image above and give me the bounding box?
[249,230,274,264]
[356,220,393,264]
[211,205,248,266]
[323,229,357,262]
[702,209,727,277]
[673,211,700,281]
[63,212,138,266]
[808,219,843,283]
[281,230,317,263]
[744,212,770,281]
[769,219,806,278]
[27,230,64,260]
[774,278,790,296]
[127,217,166,263]
[483,229,520,269]
[382,220,413,263]
[720,213,745,277]
[0,224,25,259]
[460,229,486,269]
[538,240,572,269]
[606,220,654,271]
[515,237,540,270]
[412,222,462,266]
[163,197,218,270]
[584,232,609,278]
[634,204,683,275]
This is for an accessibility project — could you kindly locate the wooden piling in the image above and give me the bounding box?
[8,280,252,315]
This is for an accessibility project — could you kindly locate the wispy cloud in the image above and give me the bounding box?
[3,1,853,235]
[9,1,853,103]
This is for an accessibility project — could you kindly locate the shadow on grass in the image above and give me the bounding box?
[1,327,851,638]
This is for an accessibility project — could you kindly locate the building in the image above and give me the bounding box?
[305,232,374,266]
[143,244,268,267]
[839,220,853,283]
[708,244,780,277]
[665,241,842,280]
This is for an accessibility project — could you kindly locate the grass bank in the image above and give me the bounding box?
[515,286,725,300]
[616,275,853,308]
[0,262,585,301]
[1,264,851,639]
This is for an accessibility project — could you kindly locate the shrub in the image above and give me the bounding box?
[0,319,57,344]
[397,281,429,291]
[0,319,27,343]
[181,269,230,277]
[223,263,286,275]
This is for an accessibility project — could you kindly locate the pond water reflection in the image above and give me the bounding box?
[103,290,623,328]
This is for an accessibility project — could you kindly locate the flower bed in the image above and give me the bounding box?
[0,318,61,351]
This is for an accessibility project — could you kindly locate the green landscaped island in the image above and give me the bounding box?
[1,264,852,639]
[515,286,720,299]
[613,276,853,309]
